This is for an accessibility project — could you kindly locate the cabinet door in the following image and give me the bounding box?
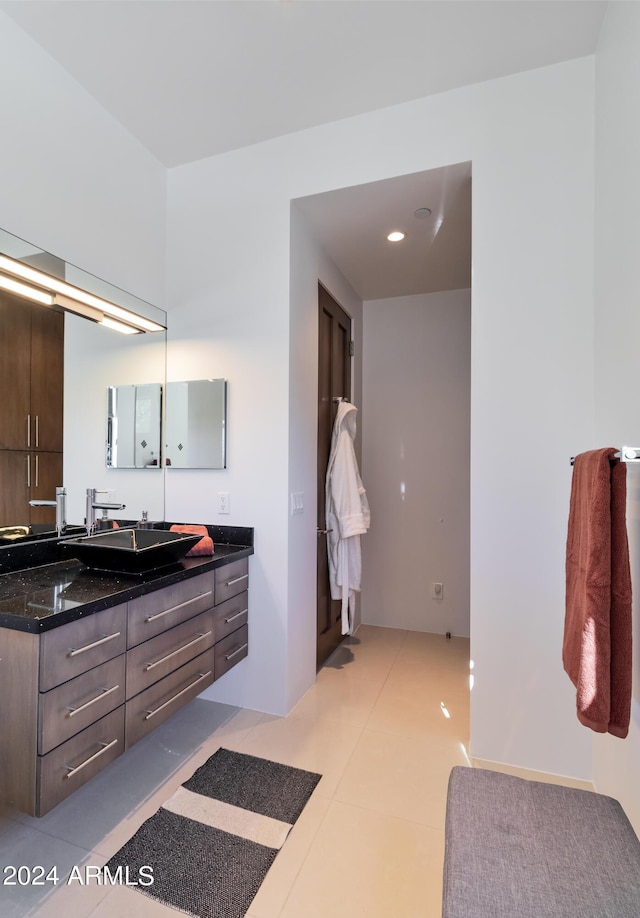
[0,450,30,526]
[214,624,248,680]
[125,648,215,749]
[127,572,215,647]
[37,706,124,816]
[0,291,31,450]
[213,591,248,642]
[126,609,215,699]
[39,604,127,691]
[214,558,249,604]
[28,452,63,524]
[30,305,64,452]
[38,654,126,755]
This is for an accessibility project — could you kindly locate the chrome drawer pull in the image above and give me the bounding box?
[64,738,118,779]
[225,574,248,587]
[144,591,213,623]
[26,414,30,448]
[144,671,212,720]
[35,415,39,448]
[68,631,121,657]
[225,642,248,662]
[66,684,120,718]
[224,609,248,624]
[144,631,212,671]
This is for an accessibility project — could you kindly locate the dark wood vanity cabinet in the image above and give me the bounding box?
[0,558,250,816]
[0,451,31,525]
[0,451,64,527]
[0,290,64,527]
[0,290,31,450]
[28,303,64,453]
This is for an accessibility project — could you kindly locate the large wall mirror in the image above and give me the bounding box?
[0,227,167,535]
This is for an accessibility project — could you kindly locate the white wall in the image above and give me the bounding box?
[165,146,292,714]
[361,290,471,637]
[0,13,166,309]
[593,1,640,832]
[64,316,166,525]
[167,56,595,779]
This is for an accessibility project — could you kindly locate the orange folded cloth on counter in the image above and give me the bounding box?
[170,524,214,556]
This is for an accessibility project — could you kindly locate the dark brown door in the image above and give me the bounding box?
[317,283,352,668]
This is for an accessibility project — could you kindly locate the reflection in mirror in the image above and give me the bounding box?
[0,226,167,536]
[106,384,162,469]
[65,317,166,525]
[165,379,227,469]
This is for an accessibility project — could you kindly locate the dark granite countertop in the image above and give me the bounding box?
[0,525,253,634]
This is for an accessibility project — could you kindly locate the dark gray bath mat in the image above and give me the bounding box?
[105,748,321,918]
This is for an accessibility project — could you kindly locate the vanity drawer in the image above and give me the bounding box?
[126,609,215,699]
[127,572,215,647]
[214,624,248,681]
[213,591,248,642]
[36,706,124,816]
[214,558,249,604]
[125,647,215,749]
[38,655,126,755]
[39,605,127,692]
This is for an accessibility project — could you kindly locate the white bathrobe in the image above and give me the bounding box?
[325,402,370,635]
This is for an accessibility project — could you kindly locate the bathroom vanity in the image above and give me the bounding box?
[0,525,252,816]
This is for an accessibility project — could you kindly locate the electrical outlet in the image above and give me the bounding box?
[431,582,444,600]
[217,492,230,514]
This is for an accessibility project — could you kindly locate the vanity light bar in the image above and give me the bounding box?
[55,293,141,335]
[0,272,55,306]
[100,316,140,335]
[0,253,165,333]
[1,269,141,336]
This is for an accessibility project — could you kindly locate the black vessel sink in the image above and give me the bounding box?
[60,528,202,573]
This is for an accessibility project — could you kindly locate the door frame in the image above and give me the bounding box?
[316,282,353,668]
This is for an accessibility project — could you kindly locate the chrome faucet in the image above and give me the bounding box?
[29,486,67,537]
[85,488,126,535]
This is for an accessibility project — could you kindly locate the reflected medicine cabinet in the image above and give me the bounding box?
[106,383,162,469]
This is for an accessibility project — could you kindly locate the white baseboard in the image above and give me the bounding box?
[471,757,594,792]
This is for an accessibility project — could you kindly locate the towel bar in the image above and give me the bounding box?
[570,446,640,466]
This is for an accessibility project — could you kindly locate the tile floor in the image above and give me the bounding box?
[0,625,470,918]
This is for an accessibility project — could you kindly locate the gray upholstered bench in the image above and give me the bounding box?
[443,766,640,917]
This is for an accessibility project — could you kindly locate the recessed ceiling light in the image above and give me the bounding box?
[414,207,432,219]
[387,231,406,242]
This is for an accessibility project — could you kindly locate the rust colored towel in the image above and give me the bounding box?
[563,448,632,738]
[170,524,214,557]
